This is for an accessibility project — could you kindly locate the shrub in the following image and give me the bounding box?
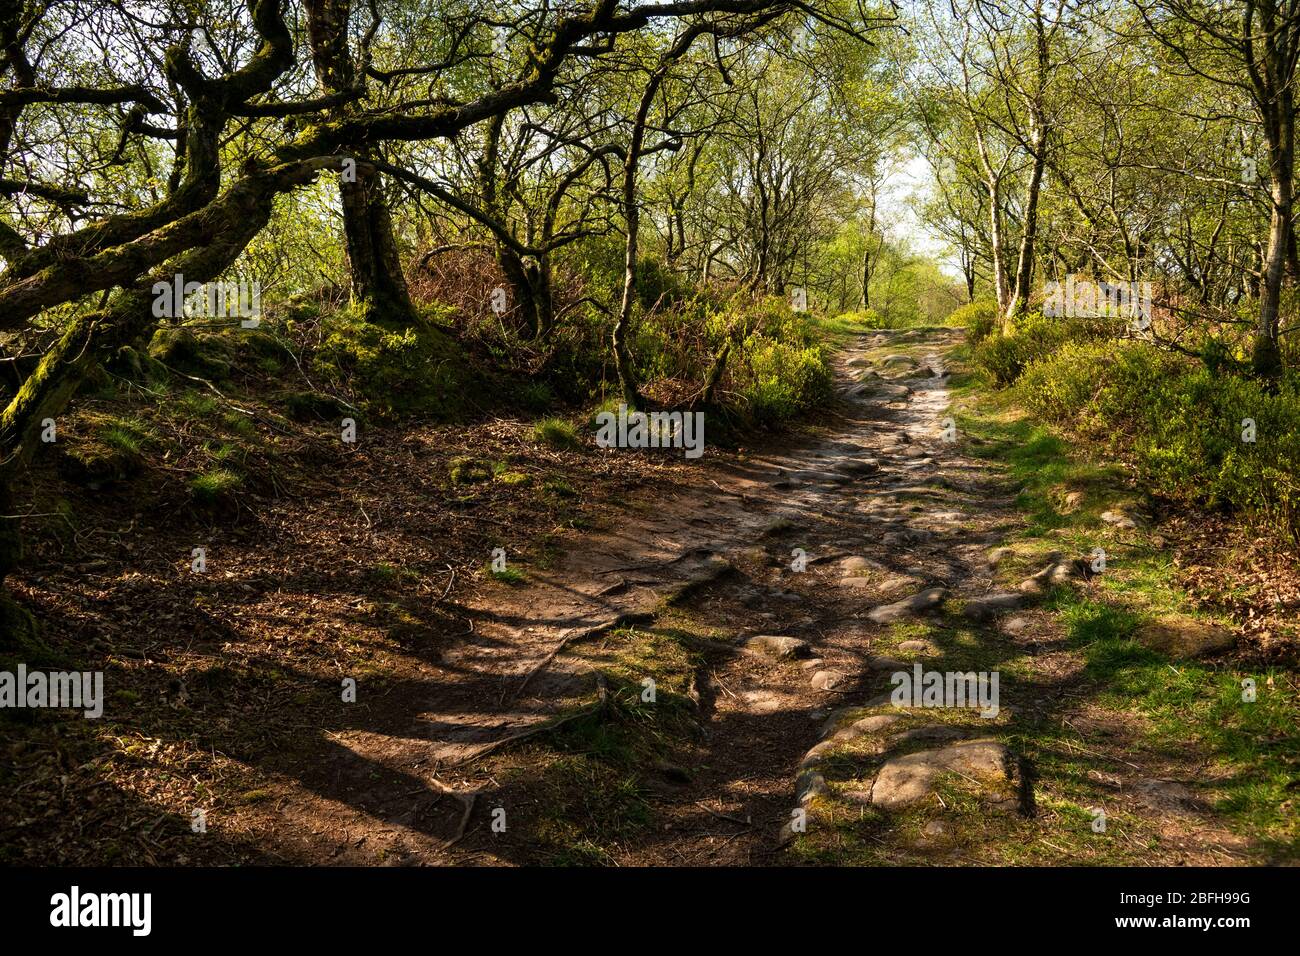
[741,338,833,423]
[1017,339,1300,543]
[1017,340,1180,442]
[974,310,1116,386]
[518,381,554,412]
[948,301,998,344]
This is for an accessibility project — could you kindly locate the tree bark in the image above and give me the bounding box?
[1005,128,1046,321]
[305,0,414,325]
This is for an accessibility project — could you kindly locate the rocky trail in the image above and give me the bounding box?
[220,325,1259,866]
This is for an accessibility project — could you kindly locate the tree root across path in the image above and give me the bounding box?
[412,326,1271,865]
[17,325,1268,866]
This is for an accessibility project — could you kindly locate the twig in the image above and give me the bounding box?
[694,801,750,826]
[433,564,456,605]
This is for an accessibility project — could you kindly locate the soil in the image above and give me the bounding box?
[1,327,1285,866]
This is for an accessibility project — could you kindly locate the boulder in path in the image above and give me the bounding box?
[810,669,849,691]
[840,555,886,575]
[867,587,948,624]
[896,639,937,656]
[743,634,811,660]
[880,354,919,369]
[870,739,1013,809]
[961,592,1024,622]
[1100,509,1138,529]
[834,457,881,477]
[870,383,912,400]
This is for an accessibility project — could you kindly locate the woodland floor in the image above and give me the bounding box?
[2,325,1296,866]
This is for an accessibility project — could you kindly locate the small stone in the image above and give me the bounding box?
[800,658,824,670]
[1017,576,1047,596]
[1100,509,1138,529]
[741,689,783,713]
[841,577,877,590]
[818,705,859,736]
[871,383,911,400]
[880,354,919,368]
[799,742,836,768]
[839,555,882,574]
[795,770,829,805]
[896,640,936,656]
[877,574,926,596]
[835,458,881,477]
[743,634,811,660]
[881,530,932,548]
[810,669,849,691]
[1049,560,1084,584]
[864,655,907,671]
[1019,559,1081,594]
[986,547,1016,568]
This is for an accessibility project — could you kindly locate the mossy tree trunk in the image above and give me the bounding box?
[305,0,415,327]
[340,165,416,324]
[0,159,327,643]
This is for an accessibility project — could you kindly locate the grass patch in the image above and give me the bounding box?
[954,354,1300,859]
[532,417,582,451]
[489,615,710,864]
[189,467,243,504]
[488,566,526,585]
[447,456,492,484]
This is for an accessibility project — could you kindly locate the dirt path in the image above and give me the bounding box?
[225,325,1263,866]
